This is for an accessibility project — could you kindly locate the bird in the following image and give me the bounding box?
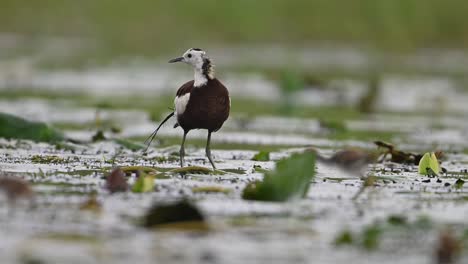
[307,147,377,176]
[145,48,230,170]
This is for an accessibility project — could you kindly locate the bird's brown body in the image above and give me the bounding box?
[176,79,230,132]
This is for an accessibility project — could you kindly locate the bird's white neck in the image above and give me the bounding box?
[193,58,214,87]
[193,68,208,87]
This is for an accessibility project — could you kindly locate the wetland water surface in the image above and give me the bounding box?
[1,46,468,264]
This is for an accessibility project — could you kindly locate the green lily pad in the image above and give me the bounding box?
[252,151,270,161]
[418,152,440,175]
[0,112,64,143]
[253,165,270,174]
[132,174,155,193]
[242,152,316,202]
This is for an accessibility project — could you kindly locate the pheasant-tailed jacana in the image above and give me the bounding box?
[145,48,230,170]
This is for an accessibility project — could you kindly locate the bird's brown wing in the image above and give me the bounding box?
[176,80,194,97]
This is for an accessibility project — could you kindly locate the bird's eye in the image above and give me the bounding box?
[187,53,192,58]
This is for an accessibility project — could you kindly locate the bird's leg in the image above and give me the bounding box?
[206,131,216,170]
[179,131,188,167]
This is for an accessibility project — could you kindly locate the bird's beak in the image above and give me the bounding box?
[168,57,184,63]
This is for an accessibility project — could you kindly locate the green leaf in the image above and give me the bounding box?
[242,152,316,202]
[430,152,440,173]
[132,173,155,193]
[362,225,382,250]
[142,200,206,229]
[114,139,146,151]
[91,130,106,142]
[334,230,354,246]
[418,152,440,175]
[252,151,270,161]
[454,178,465,189]
[0,112,64,143]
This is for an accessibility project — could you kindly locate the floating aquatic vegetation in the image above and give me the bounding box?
[454,179,465,189]
[105,168,128,193]
[334,215,433,251]
[192,186,231,194]
[53,141,78,152]
[334,230,353,246]
[0,112,64,143]
[319,119,347,134]
[418,152,440,176]
[3,68,468,262]
[242,152,315,202]
[121,166,159,176]
[119,166,169,179]
[142,200,207,230]
[131,172,155,193]
[114,139,146,151]
[387,215,407,226]
[252,151,270,161]
[333,225,382,250]
[31,155,67,164]
[167,166,225,175]
[91,130,106,142]
[253,165,270,174]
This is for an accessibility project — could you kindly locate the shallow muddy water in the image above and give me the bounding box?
[1,45,468,263]
[1,138,468,264]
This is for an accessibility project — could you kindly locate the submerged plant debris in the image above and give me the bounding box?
[375,141,444,165]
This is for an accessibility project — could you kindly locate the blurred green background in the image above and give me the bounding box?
[2,0,468,59]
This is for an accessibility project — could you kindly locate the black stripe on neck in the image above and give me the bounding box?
[202,58,213,79]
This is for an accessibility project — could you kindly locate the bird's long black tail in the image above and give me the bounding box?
[144,112,175,152]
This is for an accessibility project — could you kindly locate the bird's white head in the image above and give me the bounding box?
[169,48,214,87]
